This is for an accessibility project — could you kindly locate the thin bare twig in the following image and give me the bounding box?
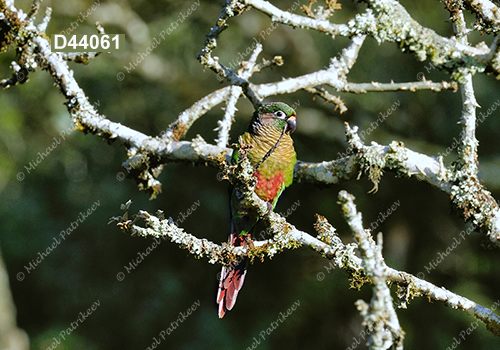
[215,43,264,147]
[344,80,458,93]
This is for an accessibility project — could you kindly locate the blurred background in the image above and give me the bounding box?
[1,0,500,349]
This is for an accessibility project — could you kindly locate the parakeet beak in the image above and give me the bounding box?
[286,115,296,134]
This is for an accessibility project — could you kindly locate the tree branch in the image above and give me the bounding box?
[339,191,404,350]
[110,186,500,337]
[245,0,492,73]
[463,0,500,32]
[4,0,500,346]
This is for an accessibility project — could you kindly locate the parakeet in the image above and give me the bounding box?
[217,102,297,318]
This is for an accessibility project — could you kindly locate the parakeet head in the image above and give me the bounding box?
[250,102,297,135]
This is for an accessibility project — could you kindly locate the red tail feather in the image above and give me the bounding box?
[217,233,249,318]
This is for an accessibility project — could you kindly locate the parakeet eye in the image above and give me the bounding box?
[274,111,286,119]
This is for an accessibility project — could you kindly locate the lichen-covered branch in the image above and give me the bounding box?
[0,0,460,193]
[317,213,500,337]
[112,119,500,247]
[196,1,459,112]
[3,0,500,343]
[454,10,480,174]
[341,123,500,247]
[215,86,241,148]
[162,87,234,142]
[339,191,404,350]
[463,0,500,32]
[2,0,462,202]
[112,153,500,336]
[245,0,494,75]
[110,185,500,337]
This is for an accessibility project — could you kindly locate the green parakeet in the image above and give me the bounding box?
[217,102,297,318]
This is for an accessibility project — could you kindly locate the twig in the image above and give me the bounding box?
[344,80,458,93]
[216,87,241,147]
[244,0,348,36]
[252,55,284,74]
[196,0,261,106]
[163,87,234,142]
[251,65,456,99]
[37,5,51,32]
[215,43,264,147]
[246,0,491,70]
[463,0,500,32]
[60,52,102,64]
[486,35,500,74]
[332,34,366,75]
[28,0,42,19]
[339,191,405,350]
[303,86,347,113]
[111,191,500,336]
[454,9,480,173]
